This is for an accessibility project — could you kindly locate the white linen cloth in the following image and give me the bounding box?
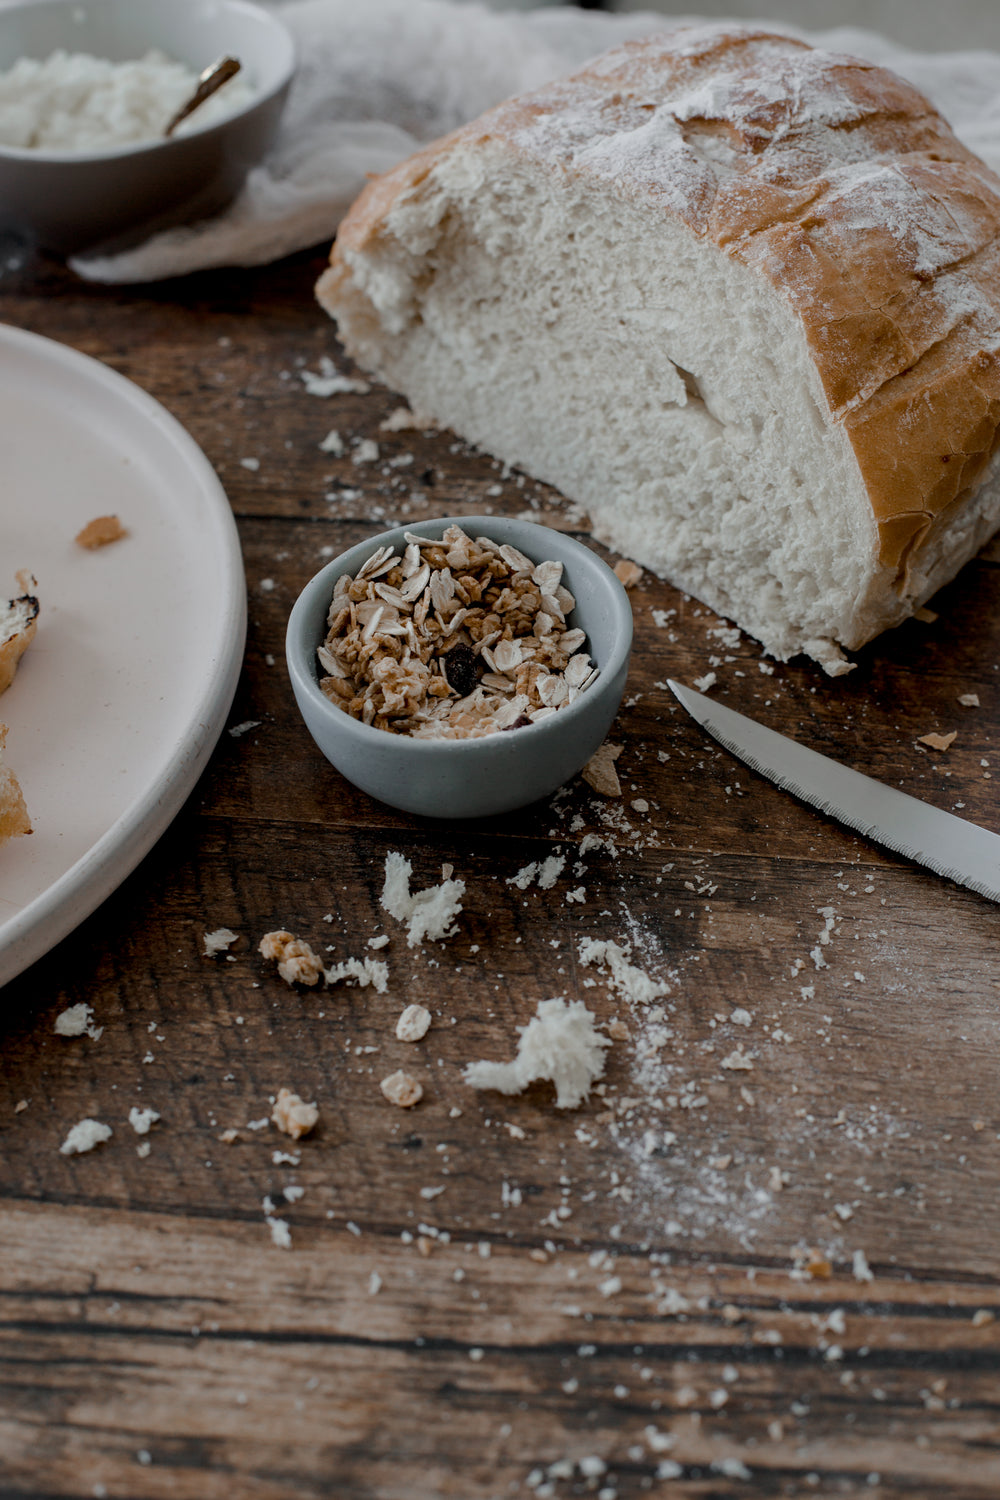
[69,0,1000,283]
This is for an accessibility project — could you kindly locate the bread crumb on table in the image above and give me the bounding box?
[581,741,622,797]
[60,1119,112,1155]
[128,1107,160,1136]
[259,930,325,986]
[396,1003,432,1042]
[380,1070,424,1107]
[53,1002,102,1040]
[203,927,239,956]
[917,730,957,751]
[613,559,643,589]
[464,997,611,1110]
[271,1088,319,1139]
[381,851,465,947]
[75,514,126,549]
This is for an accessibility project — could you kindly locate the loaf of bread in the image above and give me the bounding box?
[316,25,1000,673]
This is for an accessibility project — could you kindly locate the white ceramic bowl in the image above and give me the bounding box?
[286,516,634,820]
[0,0,295,255]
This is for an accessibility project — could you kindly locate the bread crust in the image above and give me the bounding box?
[321,25,1000,592]
[0,725,31,845]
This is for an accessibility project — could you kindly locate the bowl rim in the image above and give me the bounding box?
[0,0,296,164]
[285,514,634,759]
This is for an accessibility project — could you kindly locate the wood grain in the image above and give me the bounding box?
[2,242,1000,1499]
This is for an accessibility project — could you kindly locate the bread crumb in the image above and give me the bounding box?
[54,1003,102,1040]
[271,1088,319,1139]
[259,930,324,986]
[692,671,717,693]
[913,606,938,623]
[578,937,668,1005]
[613,559,643,589]
[581,741,622,797]
[917,730,957,751]
[0,574,39,697]
[380,1070,424,1107]
[958,693,980,707]
[381,851,465,947]
[128,1107,160,1135]
[60,1119,112,1155]
[266,1214,292,1249]
[396,1003,432,1042]
[0,724,31,845]
[852,1248,874,1283]
[14,1099,27,1113]
[379,405,435,432]
[972,1309,994,1327]
[300,358,370,397]
[203,927,238,956]
[319,429,344,455]
[464,997,611,1109]
[75,514,126,549]
[325,955,389,992]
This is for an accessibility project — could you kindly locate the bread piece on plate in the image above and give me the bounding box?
[0,725,31,846]
[316,26,1000,673]
[0,574,39,697]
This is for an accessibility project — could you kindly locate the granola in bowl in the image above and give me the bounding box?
[317,524,599,739]
[285,514,633,819]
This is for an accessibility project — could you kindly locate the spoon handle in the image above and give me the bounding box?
[164,55,242,138]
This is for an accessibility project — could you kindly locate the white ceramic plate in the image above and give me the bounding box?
[0,323,245,989]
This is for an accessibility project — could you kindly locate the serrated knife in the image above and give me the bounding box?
[667,678,1000,903]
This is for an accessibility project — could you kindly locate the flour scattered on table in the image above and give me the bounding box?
[464,998,611,1109]
[60,1119,112,1155]
[53,1002,102,1040]
[381,851,465,947]
[271,1088,319,1139]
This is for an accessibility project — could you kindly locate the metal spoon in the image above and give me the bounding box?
[164,55,242,138]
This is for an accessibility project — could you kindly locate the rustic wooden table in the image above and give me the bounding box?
[3,241,1000,1500]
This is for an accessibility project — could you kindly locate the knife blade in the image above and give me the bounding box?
[667,678,1000,903]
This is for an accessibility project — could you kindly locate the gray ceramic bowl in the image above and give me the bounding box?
[0,0,295,256]
[286,516,634,820]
